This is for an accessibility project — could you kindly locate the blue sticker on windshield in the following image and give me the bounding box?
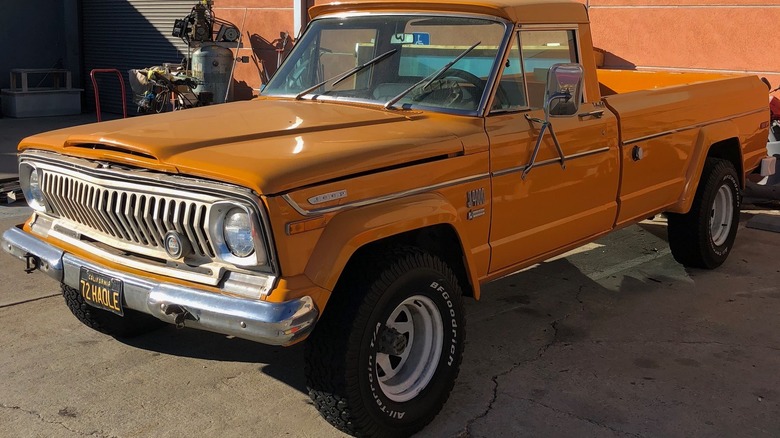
[413,33,430,45]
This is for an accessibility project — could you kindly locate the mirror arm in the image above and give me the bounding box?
[522,114,567,180]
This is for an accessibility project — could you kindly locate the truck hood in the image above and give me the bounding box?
[19,99,466,194]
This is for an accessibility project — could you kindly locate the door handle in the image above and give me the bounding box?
[578,110,604,119]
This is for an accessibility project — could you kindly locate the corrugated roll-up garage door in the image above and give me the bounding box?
[82,0,194,115]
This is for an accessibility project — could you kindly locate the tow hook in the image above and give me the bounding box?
[161,304,196,328]
[24,254,39,274]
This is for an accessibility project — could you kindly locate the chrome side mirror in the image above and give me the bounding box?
[521,63,583,180]
[544,63,583,119]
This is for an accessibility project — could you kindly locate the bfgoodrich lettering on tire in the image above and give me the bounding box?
[305,247,465,437]
[667,157,741,269]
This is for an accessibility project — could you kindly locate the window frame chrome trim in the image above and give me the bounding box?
[621,107,767,145]
[264,12,514,118]
[491,146,611,178]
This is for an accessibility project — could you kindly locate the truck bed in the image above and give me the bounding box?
[596,69,768,224]
[598,70,767,148]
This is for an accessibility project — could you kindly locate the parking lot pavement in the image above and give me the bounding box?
[1,207,778,438]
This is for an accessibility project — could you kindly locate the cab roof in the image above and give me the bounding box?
[309,0,589,24]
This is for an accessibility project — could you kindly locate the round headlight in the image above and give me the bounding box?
[223,208,254,257]
[28,167,46,211]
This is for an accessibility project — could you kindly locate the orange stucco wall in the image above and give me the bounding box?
[213,0,298,99]
[583,0,780,97]
[215,0,780,99]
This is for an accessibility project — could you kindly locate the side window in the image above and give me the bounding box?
[520,30,578,109]
[491,33,527,112]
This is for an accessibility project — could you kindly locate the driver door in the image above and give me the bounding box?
[487,29,620,273]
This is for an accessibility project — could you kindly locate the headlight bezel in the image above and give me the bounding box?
[209,201,269,268]
[19,162,48,212]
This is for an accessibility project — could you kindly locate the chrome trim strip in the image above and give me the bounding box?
[492,146,611,178]
[2,227,314,346]
[622,107,767,145]
[517,24,581,29]
[283,173,490,216]
[45,225,226,286]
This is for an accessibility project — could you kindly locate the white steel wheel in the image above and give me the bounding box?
[710,183,734,247]
[376,295,444,403]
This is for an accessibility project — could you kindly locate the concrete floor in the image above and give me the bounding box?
[1,206,778,437]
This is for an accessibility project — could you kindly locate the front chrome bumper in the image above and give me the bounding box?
[2,226,317,346]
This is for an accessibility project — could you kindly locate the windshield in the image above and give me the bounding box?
[263,15,509,114]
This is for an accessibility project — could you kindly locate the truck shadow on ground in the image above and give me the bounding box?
[119,324,308,394]
[426,234,692,437]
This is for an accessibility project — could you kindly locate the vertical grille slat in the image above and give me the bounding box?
[135,195,158,247]
[152,197,168,243]
[194,205,214,257]
[90,187,115,236]
[102,190,127,240]
[125,193,149,245]
[54,175,79,220]
[143,196,162,247]
[181,203,203,257]
[75,181,101,232]
[107,191,131,241]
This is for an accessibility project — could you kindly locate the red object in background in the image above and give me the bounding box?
[770,95,780,121]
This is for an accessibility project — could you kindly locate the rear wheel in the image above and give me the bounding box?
[667,158,741,268]
[305,247,465,437]
[61,284,164,338]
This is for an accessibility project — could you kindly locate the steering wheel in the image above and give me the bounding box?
[411,77,463,106]
[412,68,486,108]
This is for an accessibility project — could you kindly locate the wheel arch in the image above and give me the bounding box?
[668,122,743,214]
[303,193,481,308]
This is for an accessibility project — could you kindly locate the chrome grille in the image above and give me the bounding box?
[41,170,215,258]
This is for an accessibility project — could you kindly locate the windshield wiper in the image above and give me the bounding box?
[295,48,398,100]
[384,41,481,109]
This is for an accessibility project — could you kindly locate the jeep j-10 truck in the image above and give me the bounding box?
[3,0,771,436]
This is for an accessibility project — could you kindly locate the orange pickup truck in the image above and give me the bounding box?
[3,0,771,436]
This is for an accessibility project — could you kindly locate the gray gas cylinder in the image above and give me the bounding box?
[192,44,234,103]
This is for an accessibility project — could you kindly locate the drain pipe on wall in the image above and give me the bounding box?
[225,8,248,103]
[294,0,306,38]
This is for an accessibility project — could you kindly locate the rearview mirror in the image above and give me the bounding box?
[544,63,583,118]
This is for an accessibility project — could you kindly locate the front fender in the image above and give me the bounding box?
[303,193,482,301]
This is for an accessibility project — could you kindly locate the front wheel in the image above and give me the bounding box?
[305,247,465,437]
[667,157,741,268]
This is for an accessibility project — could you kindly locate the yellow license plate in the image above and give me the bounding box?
[79,268,124,316]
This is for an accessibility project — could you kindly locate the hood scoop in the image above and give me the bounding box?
[64,142,158,161]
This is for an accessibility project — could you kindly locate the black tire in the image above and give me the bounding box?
[667,158,741,269]
[305,247,465,437]
[61,284,165,338]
